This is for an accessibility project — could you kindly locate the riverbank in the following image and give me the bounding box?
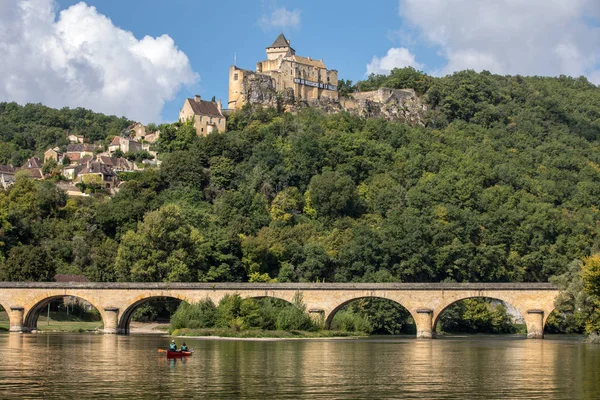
[171,327,369,339]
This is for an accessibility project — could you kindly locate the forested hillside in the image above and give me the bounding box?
[0,102,132,166]
[1,69,600,285]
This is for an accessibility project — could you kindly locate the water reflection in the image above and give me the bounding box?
[0,334,598,399]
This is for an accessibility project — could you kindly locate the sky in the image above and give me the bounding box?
[1,0,600,123]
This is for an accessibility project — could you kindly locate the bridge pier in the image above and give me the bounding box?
[9,306,24,333]
[102,307,120,334]
[526,309,544,339]
[415,308,433,339]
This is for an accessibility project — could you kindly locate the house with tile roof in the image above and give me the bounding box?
[179,95,226,135]
[228,33,339,110]
[109,136,143,154]
[74,161,117,189]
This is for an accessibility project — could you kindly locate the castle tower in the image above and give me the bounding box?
[228,66,244,110]
[266,33,295,60]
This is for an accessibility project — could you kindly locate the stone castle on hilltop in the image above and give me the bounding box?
[228,34,426,124]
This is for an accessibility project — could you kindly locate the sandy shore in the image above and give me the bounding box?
[129,322,169,334]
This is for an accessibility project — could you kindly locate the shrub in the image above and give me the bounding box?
[331,311,373,333]
[170,299,217,331]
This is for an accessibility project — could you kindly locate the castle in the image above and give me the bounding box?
[228,34,426,125]
[229,34,339,110]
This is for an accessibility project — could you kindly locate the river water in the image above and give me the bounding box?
[0,333,598,399]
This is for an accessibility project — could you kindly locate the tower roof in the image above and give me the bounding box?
[267,33,291,49]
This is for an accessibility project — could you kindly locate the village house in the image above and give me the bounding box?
[143,131,160,144]
[75,162,117,189]
[109,136,142,154]
[44,148,62,164]
[63,164,85,180]
[179,95,226,135]
[22,157,44,179]
[128,123,146,140]
[0,165,16,189]
[67,134,85,144]
[66,144,98,162]
[97,155,134,172]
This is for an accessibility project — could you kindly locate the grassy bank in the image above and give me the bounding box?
[171,328,368,339]
[0,310,102,333]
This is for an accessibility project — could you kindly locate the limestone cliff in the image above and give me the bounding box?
[237,72,426,125]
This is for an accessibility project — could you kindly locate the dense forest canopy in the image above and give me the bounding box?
[1,69,600,288]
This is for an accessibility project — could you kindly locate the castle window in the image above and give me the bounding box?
[234,73,239,81]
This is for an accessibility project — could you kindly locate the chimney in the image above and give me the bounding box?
[194,95,201,102]
[217,99,222,113]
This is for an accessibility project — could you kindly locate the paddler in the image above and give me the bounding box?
[169,340,177,351]
[181,342,188,352]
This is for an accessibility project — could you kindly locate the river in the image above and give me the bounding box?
[0,333,598,399]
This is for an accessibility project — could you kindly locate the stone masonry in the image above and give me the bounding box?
[0,282,559,339]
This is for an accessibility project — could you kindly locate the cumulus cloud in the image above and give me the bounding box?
[396,0,600,79]
[366,48,422,75]
[0,0,198,122]
[258,7,301,30]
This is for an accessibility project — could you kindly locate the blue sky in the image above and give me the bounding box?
[2,0,600,123]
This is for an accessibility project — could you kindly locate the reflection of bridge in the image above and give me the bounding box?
[0,282,559,338]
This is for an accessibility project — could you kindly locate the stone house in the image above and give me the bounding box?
[109,137,142,154]
[21,157,43,179]
[66,144,97,161]
[179,95,226,135]
[63,164,85,180]
[98,156,133,172]
[143,131,160,144]
[75,162,117,189]
[67,134,85,144]
[44,148,62,164]
[0,165,16,189]
[128,123,146,140]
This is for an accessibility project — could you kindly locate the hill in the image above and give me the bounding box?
[1,69,600,285]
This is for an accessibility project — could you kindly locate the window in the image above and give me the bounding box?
[234,73,238,81]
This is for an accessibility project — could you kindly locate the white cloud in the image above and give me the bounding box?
[0,0,198,123]
[396,0,600,79]
[258,7,301,30]
[366,48,422,75]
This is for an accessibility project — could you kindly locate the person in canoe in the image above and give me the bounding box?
[181,342,188,352]
[169,340,178,352]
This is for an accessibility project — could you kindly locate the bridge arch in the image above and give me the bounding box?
[432,296,526,336]
[23,295,104,332]
[118,294,191,334]
[325,296,417,332]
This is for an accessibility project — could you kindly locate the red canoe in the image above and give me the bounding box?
[166,350,193,358]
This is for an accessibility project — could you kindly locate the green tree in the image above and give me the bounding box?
[308,171,361,220]
[114,204,205,282]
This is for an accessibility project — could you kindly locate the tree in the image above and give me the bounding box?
[308,171,361,220]
[337,79,355,98]
[114,204,206,282]
[0,245,55,281]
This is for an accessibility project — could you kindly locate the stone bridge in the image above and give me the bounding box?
[0,282,560,339]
